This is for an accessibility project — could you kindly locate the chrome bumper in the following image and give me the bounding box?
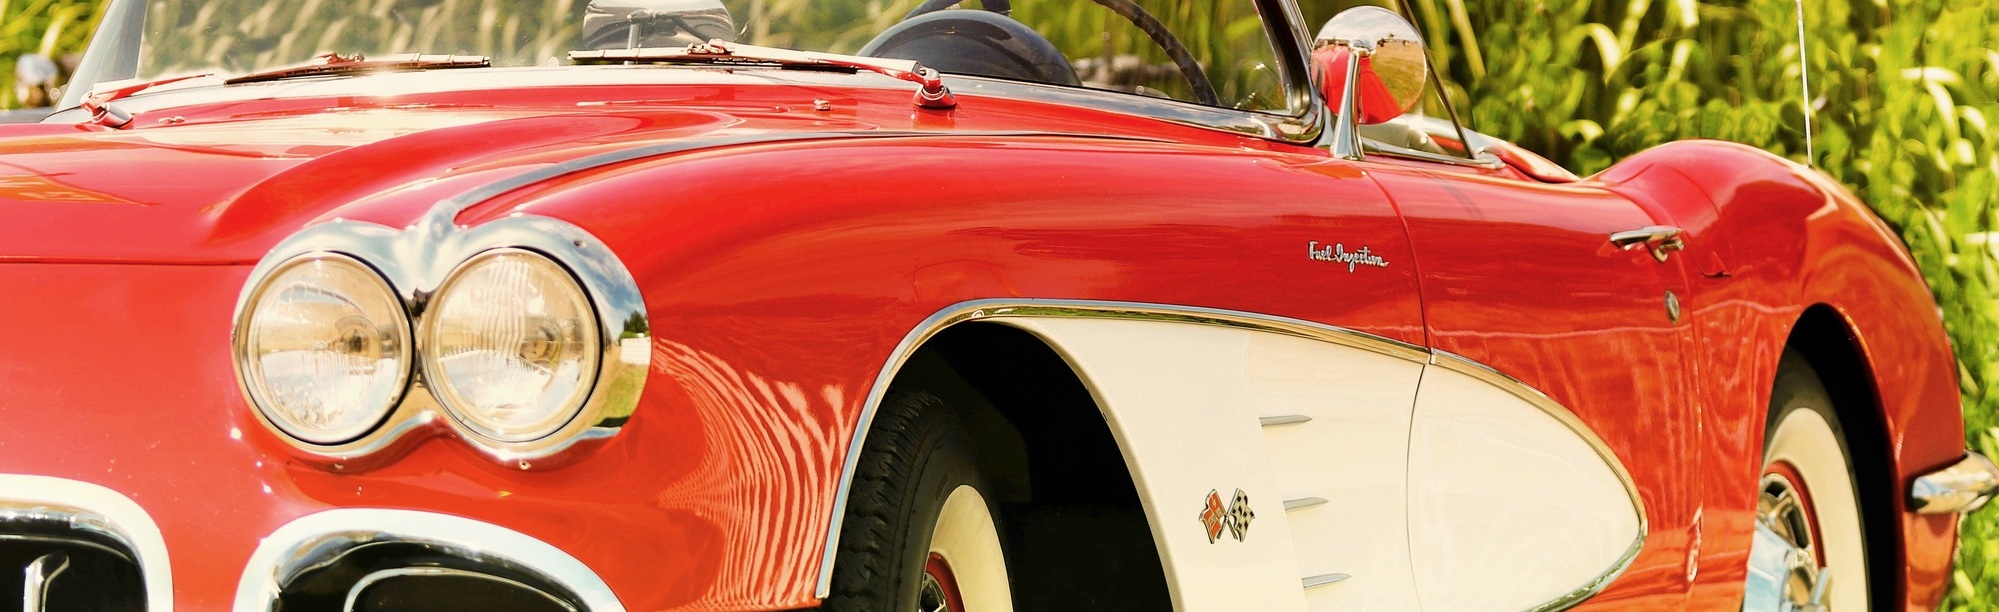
[1909,451,1999,514]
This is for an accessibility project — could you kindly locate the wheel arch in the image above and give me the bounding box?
[1782,303,1904,610]
[838,315,1174,610]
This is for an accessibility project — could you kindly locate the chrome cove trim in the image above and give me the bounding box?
[0,475,172,611]
[1910,451,1999,514]
[1426,350,1648,612]
[1282,497,1328,511]
[233,509,624,612]
[1259,414,1312,427]
[815,298,1427,597]
[1301,573,1351,589]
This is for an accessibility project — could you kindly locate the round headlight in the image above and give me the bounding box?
[238,254,412,444]
[423,249,601,442]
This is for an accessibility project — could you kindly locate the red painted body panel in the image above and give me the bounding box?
[0,69,1966,609]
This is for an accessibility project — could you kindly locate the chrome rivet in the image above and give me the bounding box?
[518,459,532,470]
[1665,290,1682,324]
[813,99,833,112]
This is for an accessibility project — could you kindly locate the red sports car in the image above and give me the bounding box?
[0,0,1991,610]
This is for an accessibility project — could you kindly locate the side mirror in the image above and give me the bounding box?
[580,0,736,51]
[1314,7,1429,159]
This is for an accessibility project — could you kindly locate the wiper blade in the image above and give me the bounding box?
[568,40,956,109]
[223,53,490,85]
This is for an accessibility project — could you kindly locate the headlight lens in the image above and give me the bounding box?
[239,254,411,444]
[424,249,601,442]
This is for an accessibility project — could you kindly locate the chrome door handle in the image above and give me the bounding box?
[1609,225,1685,263]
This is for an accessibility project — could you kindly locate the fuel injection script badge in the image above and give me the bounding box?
[1309,241,1389,272]
[1198,489,1256,543]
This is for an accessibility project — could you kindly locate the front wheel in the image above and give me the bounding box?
[823,390,1013,612]
[1743,352,1869,611]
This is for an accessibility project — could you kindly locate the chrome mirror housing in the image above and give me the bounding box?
[580,0,736,51]
[1314,6,1429,160]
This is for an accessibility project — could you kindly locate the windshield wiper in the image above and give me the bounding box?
[223,53,490,85]
[568,40,956,109]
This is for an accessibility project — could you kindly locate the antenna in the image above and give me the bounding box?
[1795,0,1815,164]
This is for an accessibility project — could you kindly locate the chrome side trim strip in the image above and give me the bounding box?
[233,508,625,612]
[1301,573,1351,589]
[816,298,1428,597]
[1259,414,1313,427]
[0,475,172,611]
[1425,350,1648,612]
[1282,497,1329,511]
[1910,451,1999,514]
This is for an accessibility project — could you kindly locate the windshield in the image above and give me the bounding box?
[68,0,1294,114]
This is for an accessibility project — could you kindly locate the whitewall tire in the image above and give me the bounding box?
[1743,352,1869,611]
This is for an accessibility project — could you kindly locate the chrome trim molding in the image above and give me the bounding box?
[0,475,172,611]
[1363,139,1507,169]
[233,508,625,612]
[946,77,1316,142]
[1426,350,1648,612]
[1910,451,1999,514]
[1259,414,1313,427]
[1301,573,1351,589]
[1282,497,1328,511]
[815,298,1427,597]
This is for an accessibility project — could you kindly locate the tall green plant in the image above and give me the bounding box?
[0,0,98,108]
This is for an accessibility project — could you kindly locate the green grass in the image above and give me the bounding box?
[7,0,1999,604]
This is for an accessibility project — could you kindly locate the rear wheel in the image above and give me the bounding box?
[1743,352,1869,611]
[824,390,1013,612]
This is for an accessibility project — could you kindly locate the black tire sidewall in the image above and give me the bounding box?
[824,391,999,611]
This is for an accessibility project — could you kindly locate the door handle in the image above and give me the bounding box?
[1609,225,1685,263]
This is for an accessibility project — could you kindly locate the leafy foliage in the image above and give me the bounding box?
[5,0,1999,604]
[0,0,98,108]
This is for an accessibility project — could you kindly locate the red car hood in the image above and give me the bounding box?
[0,69,1206,264]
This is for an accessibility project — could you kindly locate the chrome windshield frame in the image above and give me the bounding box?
[62,0,1327,145]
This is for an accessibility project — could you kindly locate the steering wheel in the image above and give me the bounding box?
[900,0,1220,106]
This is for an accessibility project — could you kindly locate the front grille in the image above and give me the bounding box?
[0,508,146,611]
[273,542,583,612]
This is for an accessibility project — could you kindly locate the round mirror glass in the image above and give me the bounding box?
[1313,6,1428,125]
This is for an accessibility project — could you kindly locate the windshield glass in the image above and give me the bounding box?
[79,0,1293,113]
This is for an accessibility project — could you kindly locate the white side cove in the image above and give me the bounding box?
[996,316,1425,612]
[1406,355,1646,611]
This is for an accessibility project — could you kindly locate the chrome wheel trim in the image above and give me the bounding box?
[917,570,952,612]
[927,485,1012,612]
[1744,408,1867,611]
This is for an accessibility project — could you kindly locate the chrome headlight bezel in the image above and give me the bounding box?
[230,215,650,470]
[420,247,604,444]
[232,251,413,446]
